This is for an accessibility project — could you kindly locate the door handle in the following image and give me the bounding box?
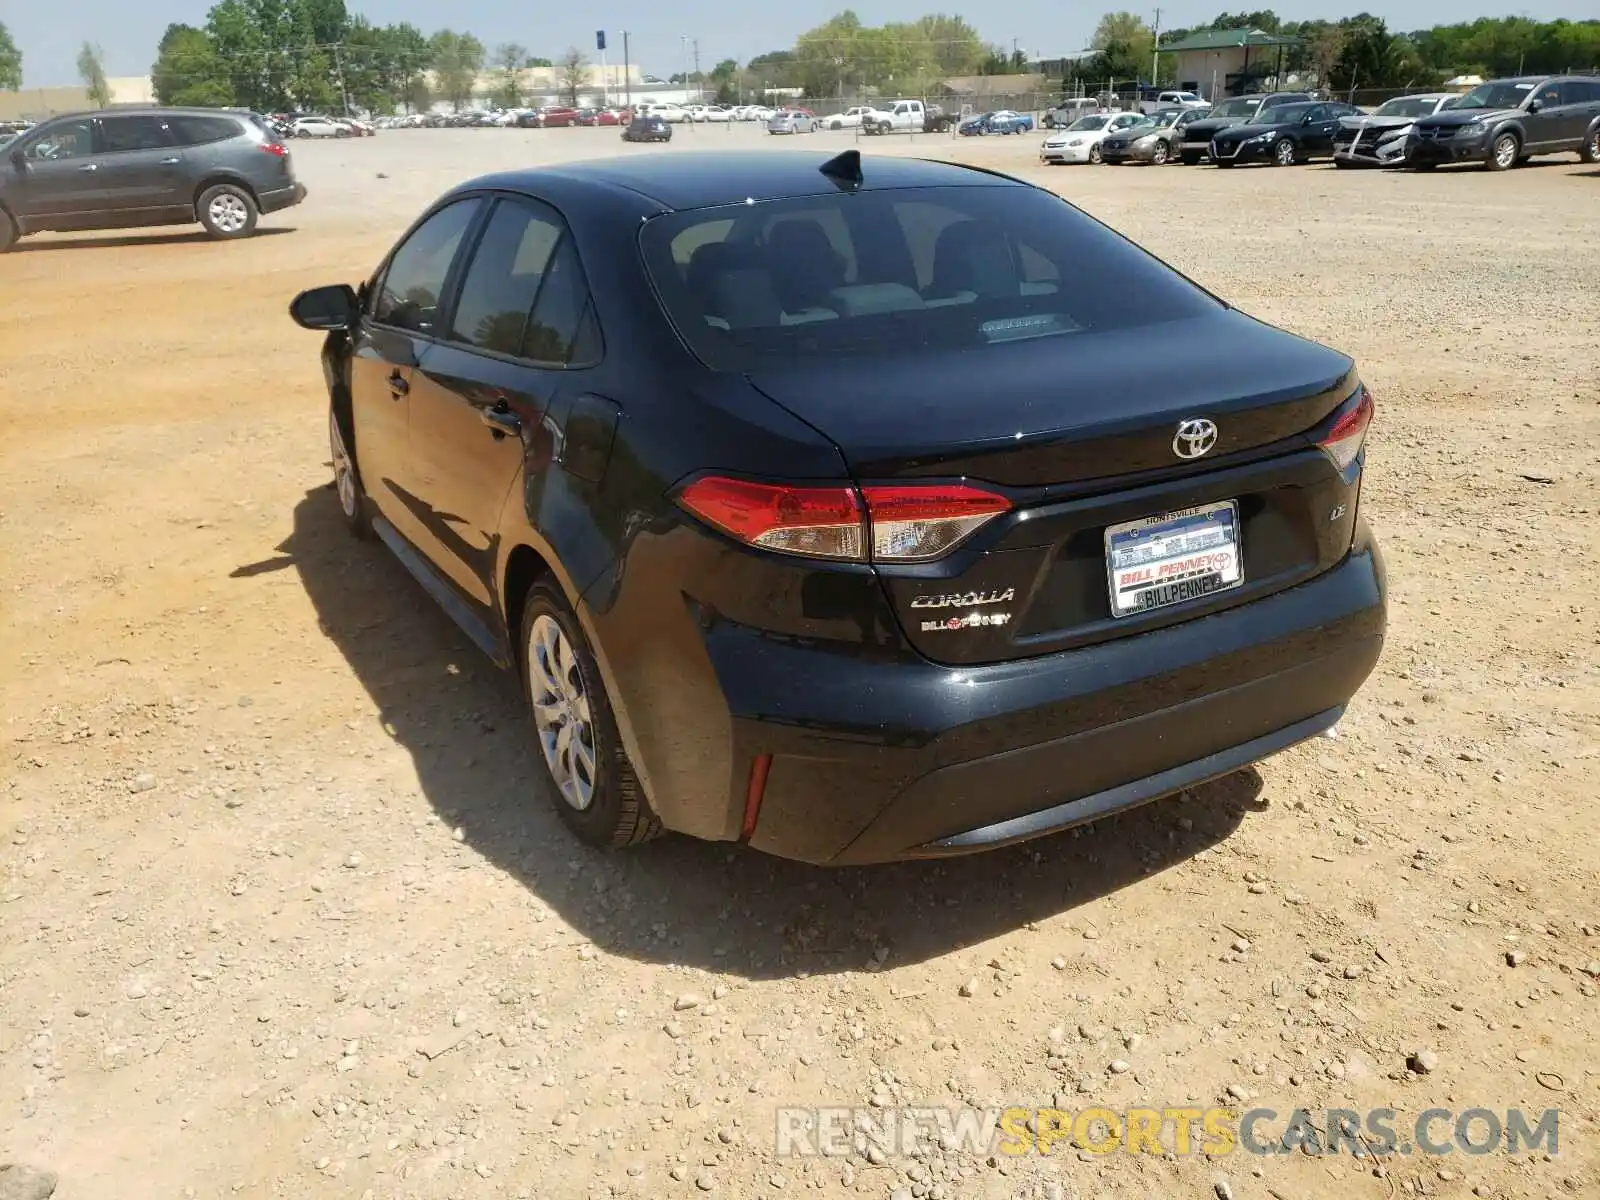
[78,163,98,172]
[480,405,522,438]
[159,157,181,165]
[387,372,409,397]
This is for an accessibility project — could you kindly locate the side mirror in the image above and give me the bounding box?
[290,283,359,331]
[1526,98,1543,113]
[1302,113,1317,126]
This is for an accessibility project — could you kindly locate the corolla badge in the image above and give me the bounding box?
[1172,418,1219,460]
[909,588,1016,610]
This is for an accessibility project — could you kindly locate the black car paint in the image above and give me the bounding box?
[302,151,1386,864]
[1208,104,1355,164]
[1407,76,1600,166]
[0,107,303,240]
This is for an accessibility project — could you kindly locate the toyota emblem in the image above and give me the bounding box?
[1172,418,1219,460]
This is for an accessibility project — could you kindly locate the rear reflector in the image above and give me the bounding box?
[676,477,1011,563]
[741,753,773,839]
[1319,385,1374,471]
[261,142,289,157]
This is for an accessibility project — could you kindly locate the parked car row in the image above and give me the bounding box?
[265,113,374,139]
[1041,75,1600,172]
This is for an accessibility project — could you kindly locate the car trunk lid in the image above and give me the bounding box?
[745,313,1365,665]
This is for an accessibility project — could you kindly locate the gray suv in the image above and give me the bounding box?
[0,107,306,251]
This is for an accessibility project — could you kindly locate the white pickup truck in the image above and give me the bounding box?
[1140,90,1210,113]
[861,99,926,134]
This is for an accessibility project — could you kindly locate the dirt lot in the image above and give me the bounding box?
[2,124,1598,1200]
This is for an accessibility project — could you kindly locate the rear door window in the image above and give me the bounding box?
[97,115,174,153]
[447,197,566,359]
[168,115,245,145]
[371,198,482,335]
[641,185,1219,371]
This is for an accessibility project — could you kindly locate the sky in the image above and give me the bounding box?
[4,0,1592,87]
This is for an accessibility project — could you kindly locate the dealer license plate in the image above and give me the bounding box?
[1104,501,1243,618]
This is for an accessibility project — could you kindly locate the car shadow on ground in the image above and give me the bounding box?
[15,226,297,252]
[265,482,1258,979]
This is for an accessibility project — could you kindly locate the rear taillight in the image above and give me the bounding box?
[676,477,864,560]
[676,477,1011,563]
[261,142,288,157]
[860,484,1012,562]
[1318,385,1374,471]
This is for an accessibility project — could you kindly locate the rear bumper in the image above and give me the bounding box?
[260,182,307,213]
[657,524,1385,865]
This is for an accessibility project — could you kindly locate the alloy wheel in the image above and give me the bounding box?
[1152,141,1169,165]
[1088,144,1102,164]
[1274,139,1296,166]
[208,193,250,234]
[1493,135,1518,169]
[329,410,357,518]
[1586,130,1600,162]
[528,614,597,811]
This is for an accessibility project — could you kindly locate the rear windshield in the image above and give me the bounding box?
[639,185,1220,371]
[1210,99,1261,117]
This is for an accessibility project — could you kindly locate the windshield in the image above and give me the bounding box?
[1453,81,1534,110]
[1147,111,1179,128]
[1265,103,1317,123]
[1068,115,1109,131]
[1374,96,1441,117]
[1210,98,1261,118]
[639,186,1219,371]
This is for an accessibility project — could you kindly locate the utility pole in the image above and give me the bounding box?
[693,39,702,103]
[1151,8,1161,84]
[332,43,350,115]
[680,36,688,102]
[623,31,631,110]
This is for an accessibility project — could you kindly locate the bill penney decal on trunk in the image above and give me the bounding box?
[921,612,1012,632]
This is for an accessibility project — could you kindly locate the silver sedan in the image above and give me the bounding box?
[767,110,815,134]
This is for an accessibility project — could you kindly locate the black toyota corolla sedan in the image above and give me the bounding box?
[289,149,1385,865]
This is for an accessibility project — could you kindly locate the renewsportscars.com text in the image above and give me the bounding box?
[775,1105,1560,1159]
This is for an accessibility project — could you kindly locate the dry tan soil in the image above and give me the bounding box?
[2,124,1598,1200]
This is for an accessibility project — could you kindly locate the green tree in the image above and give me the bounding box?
[493,42,526,107]
[0,20,21,90]
[709,57,740,104]
[525,55,552,68]
[152,23,234,106]
[78,42,113,107]
[428,30,484,110]
[915,14,984,77]
[1091,11,1155,81]
[558,46,589,107]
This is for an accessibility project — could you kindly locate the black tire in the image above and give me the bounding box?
[197,183,258,240]
[1411,160,1437,170]
[1582,126,1600,163]
[519,579,660,850]
[1087,144,1102,164]
[1215,159,1234,168]
[1333,158,1352,169]
[1486,132,1519,171]
[328,405,371,539]
[1181,151,1202,165]
[0,210,16,253]
[1150,141,1170,165]
[1271,138,1297,166]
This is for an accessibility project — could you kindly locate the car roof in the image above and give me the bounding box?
[33,106,266,122]
[470,151,1019,211]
